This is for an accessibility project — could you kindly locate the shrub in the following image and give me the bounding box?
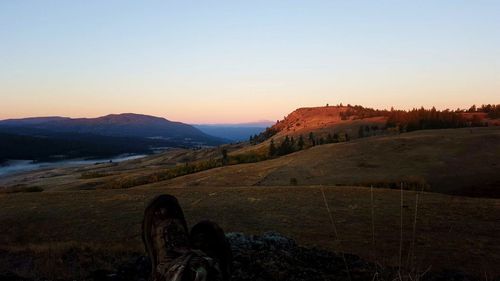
[1,185,44,193]
[359,179,430,191]
[22,186,44,192]
[80,171,108,179]
[229,153,268,164]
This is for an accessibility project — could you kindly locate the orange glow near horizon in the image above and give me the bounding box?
[1,71,499,123]
[1,1,499,123]
[1,95,498,124]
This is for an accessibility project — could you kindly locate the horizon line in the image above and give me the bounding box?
[0,103,497,124]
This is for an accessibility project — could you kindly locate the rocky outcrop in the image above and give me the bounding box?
[1,232,488,281]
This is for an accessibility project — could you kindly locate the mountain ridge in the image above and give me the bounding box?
[0,113,225,144]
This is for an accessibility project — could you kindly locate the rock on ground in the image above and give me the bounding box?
[1,232,490,281]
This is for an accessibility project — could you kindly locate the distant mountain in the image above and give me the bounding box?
[0,116,70,126]
[194,121,275,142]
[0,113,228,162]
[0,113,225,145]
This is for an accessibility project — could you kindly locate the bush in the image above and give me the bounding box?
[80,171,108,179]
[359,179,430,191]
[103,159,224,189]
[22,186,44,192]
[229,153,268,164]
[1,185,44,193]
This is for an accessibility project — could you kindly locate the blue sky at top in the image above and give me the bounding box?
[0,1,499,123]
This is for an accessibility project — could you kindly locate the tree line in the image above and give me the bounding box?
[268,131,350,157]
[465,104,500,118]
[247,103,500,159]
[335,104,498,132]
[251,104,499,146]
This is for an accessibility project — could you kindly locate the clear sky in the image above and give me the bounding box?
[1,1,499,123]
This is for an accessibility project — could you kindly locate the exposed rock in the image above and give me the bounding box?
[0,233,491,281]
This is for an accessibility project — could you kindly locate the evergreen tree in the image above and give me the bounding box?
[333,133,339,143]
[221,148,228,165]
[327,133,334,143]
[278,136,292,155]
[358,126,364,138]
[298,135,305,150]
[308,132,316,146]
[269,139,277,156]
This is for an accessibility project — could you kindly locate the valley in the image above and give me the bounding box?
[3,3,500,280]
[1,105,499,280]
[2,126,498,198]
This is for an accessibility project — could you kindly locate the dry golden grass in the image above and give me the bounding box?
[1,127,499,279]
[2,126,498,198]
[0,142,246,192]
[147,127,500,197]
[0,186,499,279]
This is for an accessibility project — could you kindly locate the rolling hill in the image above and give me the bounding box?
[272,106,385,136]
[1,106,499,280]
[149,127,500,197]
[0,113,225,144]
[0,113,228,163]
[2,105,499,196]
[2,126,498,198]
[236,106,388,155]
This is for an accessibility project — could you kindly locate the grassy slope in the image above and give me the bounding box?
[1,127,499,278]
[2,127,498,197]
[0,186,499,279]
[0,146,233,191]
[234,107,387,155]
[149,127,500,197]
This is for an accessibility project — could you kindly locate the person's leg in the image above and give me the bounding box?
[142,195,230,281]
[190,221,232,281]
[142,194,191,281]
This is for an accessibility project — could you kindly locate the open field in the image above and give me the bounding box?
[1,186,499,279]
[149,127,500,197]
[1,127,499,198]
[1,126,499,279]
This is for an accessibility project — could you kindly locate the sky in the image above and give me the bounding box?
[0,1,499,123]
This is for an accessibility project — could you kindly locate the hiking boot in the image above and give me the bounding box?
[142,194,190,281]
[190,220,233,281]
